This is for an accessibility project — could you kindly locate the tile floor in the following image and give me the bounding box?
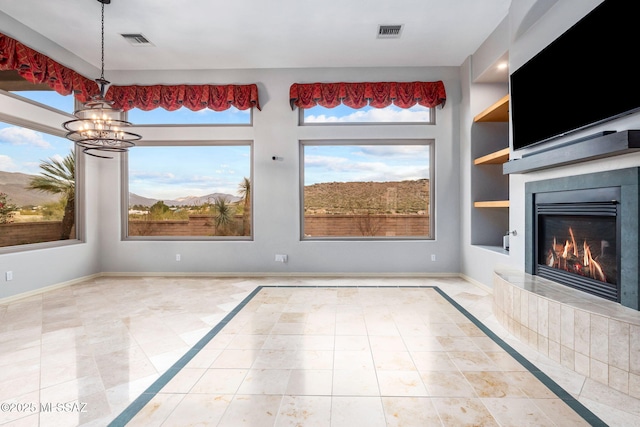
[0,276,638,426]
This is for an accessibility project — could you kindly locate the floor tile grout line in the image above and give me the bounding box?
[106,285,607,427]
[432,286,608,427]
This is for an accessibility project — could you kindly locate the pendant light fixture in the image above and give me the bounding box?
[63,0,140,158]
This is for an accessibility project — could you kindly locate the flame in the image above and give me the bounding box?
[562,240,570,258]
[583,240,606,282]
[583,240,590,267]
[548,228,607,283]
[569,227,578,257]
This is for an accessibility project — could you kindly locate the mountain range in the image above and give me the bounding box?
[2,169,424,214]
[0,171,58,207]
[0,171,241,208]
[129,192,241,207]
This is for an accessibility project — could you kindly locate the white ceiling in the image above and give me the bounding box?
[0,0,510,72]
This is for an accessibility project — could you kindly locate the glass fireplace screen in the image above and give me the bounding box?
[538,214,617,286]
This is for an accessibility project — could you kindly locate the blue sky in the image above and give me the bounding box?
[128,145,251,200]
[128,106,250,125]
[1,92,72,175]
[17,91,75,114]
[2,90,430,200]
[304,104,431,123]
[0,125,73,175]
[304,144,430,186]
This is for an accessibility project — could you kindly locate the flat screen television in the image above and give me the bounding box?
[510,0,640,151]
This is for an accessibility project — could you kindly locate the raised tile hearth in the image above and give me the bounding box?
[493,269,640,398]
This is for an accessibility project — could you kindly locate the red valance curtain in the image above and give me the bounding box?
[105,84,261,112]
[289,81,446,110]
[0,32,261,112]
[0,32,99,102]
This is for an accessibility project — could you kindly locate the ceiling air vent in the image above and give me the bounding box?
[377,25,403,39]
[120,33,154,46]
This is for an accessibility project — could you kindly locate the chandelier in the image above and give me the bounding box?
[63,0,140,158]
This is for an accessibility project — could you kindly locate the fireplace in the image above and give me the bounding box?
[525,168,639,310]
[535,187,620,302]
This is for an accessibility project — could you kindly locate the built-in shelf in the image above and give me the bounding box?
[471,91,510,248]
[473,94,509,122]
[474,147,510,165]
[474,200,509,208]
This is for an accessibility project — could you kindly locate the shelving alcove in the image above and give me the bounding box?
[470,94,510,251]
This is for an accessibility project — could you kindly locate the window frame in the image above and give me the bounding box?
[0,90,84,254]
[121,140,254,241]
[299,139,435,241]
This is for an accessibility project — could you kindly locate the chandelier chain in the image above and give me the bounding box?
[100,1,105,81]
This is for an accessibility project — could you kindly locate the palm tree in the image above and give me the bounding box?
[238,177,251,236]
[213,196,234,236]
[28,150,75,239]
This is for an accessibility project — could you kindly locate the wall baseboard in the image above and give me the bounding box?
[0,272,102,304]
[459,273,493,294]
[100,271,462,278]
[1,271,490,304]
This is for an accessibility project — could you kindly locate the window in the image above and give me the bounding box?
[125,143,252,239]
[0,121,78,249]
[9,90,75,114]
[0,69,75,114]
[301,141,433,239]
[301,104,434,125]
[127,106,251,125]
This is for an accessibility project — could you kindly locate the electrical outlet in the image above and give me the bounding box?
[176,254,181,261]
[431,254,436,262]
[5,271,13,281]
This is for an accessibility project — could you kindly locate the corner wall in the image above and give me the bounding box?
[0,95,101,299]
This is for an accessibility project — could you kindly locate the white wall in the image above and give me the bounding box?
[0,95,101,299]
[96,67,463,275]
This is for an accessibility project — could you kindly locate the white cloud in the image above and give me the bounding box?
[0,155,18,171]
[305,106,430,123]
[304,155,349,169]
[129,170,243,200]
[305,155,385,175]
[130,171,176,181]
[305,154,426,183]
[357,145,429,158]
[304,140,431,186]
[0,126,51,148]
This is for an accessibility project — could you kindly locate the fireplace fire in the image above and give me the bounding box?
[545,227,611,284]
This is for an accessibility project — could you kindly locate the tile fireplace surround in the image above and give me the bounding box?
[493,269,640,399]
[525,167,640,310]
